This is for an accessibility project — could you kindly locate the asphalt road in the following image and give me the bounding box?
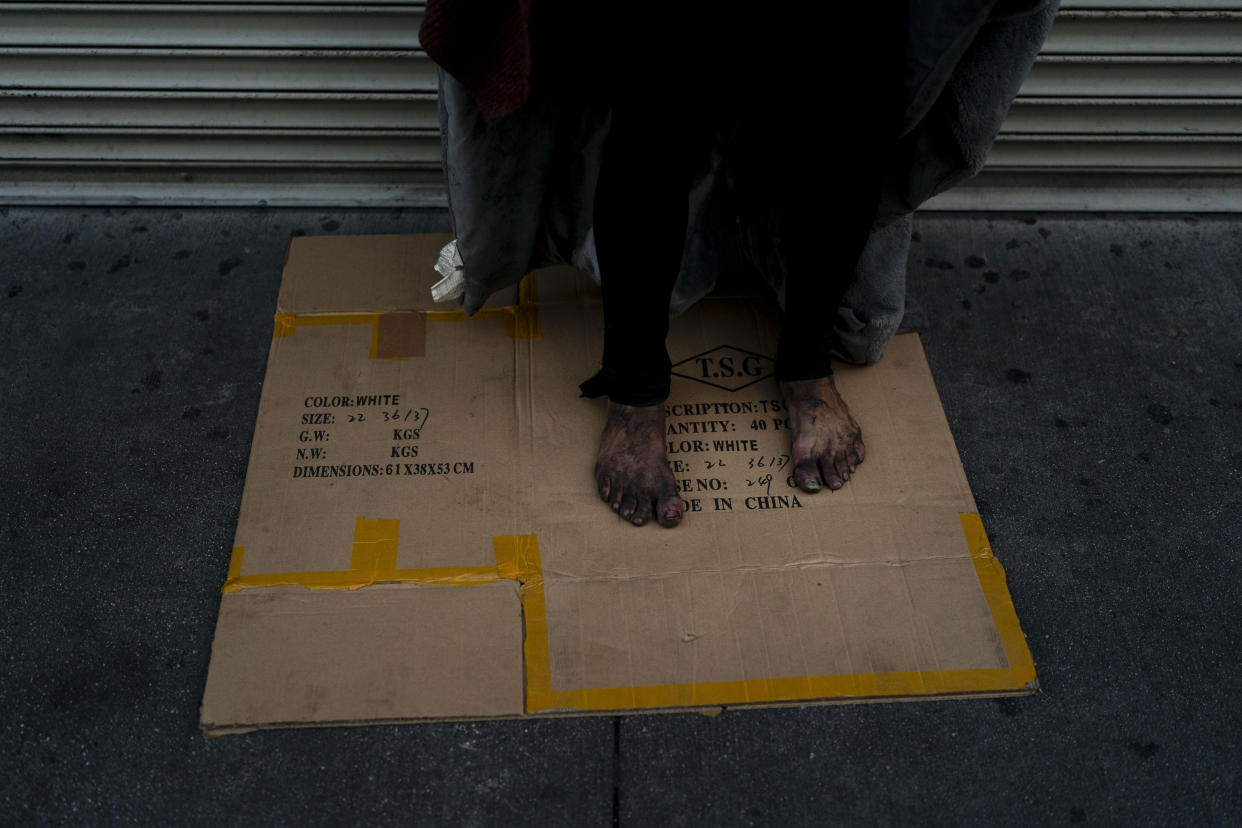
[1,208,1238,825]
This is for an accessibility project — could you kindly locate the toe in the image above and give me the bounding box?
[630,497,654,527]
[819,459,844,490]
[834,455,851,482]
[657,495,684,527]
[597,474,612,502]
[854,439,865,463]
[793,459,822,493]
[617,492,637,521]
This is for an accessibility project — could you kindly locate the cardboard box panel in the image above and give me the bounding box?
[201,236,1037,734]
[200,583,525,729]
[232,311,520,576]
[277,233,457,314]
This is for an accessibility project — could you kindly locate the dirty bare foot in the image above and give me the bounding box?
[595,402,685,527]
[780,376,865,493]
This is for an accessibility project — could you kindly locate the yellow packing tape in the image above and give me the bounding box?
[506,514,1036,714]
[222,515,1035,711]
[491,534,553,709]
[272,273,542,354]
[272,312,403,361]
[222,518,505,592]
[960,511,1038,681]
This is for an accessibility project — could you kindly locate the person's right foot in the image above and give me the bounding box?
[594,402,684,527]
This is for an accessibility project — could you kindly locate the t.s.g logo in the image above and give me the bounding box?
[671,345,774,392]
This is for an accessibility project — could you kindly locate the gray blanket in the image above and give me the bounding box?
[439,1,1059,364]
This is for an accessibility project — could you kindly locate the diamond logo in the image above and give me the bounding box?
[671,345,775,392]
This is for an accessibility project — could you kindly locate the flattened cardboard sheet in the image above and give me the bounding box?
[201,235,1037,734]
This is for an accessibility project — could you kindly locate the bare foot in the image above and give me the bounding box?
[595,402,685,527]
[780,376,865,493]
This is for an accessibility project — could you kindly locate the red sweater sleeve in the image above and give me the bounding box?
[419,0,535,122]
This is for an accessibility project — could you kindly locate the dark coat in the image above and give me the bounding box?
[424,1,1059,364]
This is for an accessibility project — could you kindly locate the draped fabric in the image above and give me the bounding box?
[425,1,1059,364]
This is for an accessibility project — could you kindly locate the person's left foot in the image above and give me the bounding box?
[595,402,685,527]
[780,376,865,493]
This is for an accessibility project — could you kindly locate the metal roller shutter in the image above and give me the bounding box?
[1,1,1238,210]
[0,1,440,205]
[927,0,1242,211]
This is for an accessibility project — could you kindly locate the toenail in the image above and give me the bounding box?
[804,480,821,492]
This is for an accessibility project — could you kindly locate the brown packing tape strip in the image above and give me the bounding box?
[376,311,426,358]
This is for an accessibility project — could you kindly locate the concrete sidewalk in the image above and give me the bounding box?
[1,208,1238,825]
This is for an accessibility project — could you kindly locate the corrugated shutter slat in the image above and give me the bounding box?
[1,1,1238,209]
[929,3,1242,211]
[0,1,439,205]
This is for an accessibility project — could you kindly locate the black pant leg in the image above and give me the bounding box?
[737,8,908,381]
[581,92,696,406]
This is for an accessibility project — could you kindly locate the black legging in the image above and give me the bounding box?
[581,9,906,405]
